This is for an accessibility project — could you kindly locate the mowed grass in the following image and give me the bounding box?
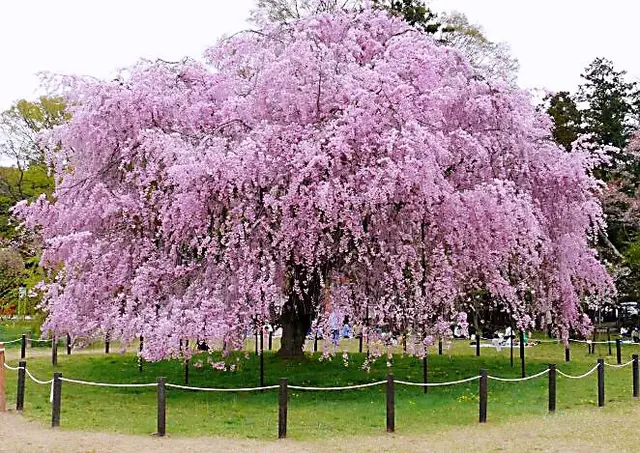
[3,336,640,440]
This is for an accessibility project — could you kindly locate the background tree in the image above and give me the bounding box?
[0,97,64,238]
[437,12,519,84]
[577,58,638,151]
[0,97,65,315]
[545,91,582,151]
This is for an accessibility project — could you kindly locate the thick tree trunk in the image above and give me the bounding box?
[279,309,312,357]
[278,266,319,357]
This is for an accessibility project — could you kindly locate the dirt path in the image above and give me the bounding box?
[1,402,638,452]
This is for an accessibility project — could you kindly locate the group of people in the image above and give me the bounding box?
[620,326,640,342]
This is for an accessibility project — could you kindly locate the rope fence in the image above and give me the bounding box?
[1,353,638,438]
[2,332,640,438]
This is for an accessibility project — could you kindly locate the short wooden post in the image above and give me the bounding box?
[157,377,166,436]
[278,378,288,439]
[607,328,612,356]
[633,354,639,398]
[314,333,318,353]
[51,372,62,427]
[519,331,526,378]
[184,340,190,385]
[479,368,487,423]
[438,339,443,356]
[476,333,480,357]
[66,334,71,355]
[16,360,26,411]
[0,343,5,413]
[52,336,58,366]
[422,355,428,394]
[138,336,144,373]
[21,334,26,359]
[259,330,265,389]
[565,345,570,362]
[548,363,556,413]
[269,331,273,351]
[597,359,605,407]
[616,339,622,365]
[359,333,363,353]
[386,373,395,433]
[105,334,110,354]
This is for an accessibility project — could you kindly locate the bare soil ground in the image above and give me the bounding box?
[1,402,637,453]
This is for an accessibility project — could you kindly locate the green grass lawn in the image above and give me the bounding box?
[3,336,640,440]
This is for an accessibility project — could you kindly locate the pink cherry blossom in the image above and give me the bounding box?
[15,6,613,360]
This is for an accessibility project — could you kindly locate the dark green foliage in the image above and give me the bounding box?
[545,91,582,151]
[577,57,638,150]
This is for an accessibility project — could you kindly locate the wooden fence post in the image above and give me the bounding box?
[21,334,26,359]
[633,354,639,398]
[616,339,622,365]
[278,378,288,439]
[0,343,5,413]
[269,331,273,351]
[597,359,605,407]
[476,334,480,357]
[548,363,556,413]
[52,336,58,366]
[139,336,144,373]
[51,372,62,427]
[519,331,526,378]
[16,360,26,411]
[479,369,487,423]
[157,377,166,436]
[423,355,428,394]
[183,340,190,385]
[565,345,570,362]
[66,334,72,355]
[386,373,395,433]
[260,330,264,389]
[314,333,318,353]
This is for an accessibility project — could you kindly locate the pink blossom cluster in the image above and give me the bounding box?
[16,7,613,360]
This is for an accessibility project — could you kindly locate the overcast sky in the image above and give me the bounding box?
[1,0,638,112]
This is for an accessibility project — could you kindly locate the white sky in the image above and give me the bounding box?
[0,0,638,112]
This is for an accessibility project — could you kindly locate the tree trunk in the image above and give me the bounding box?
[278,267,319,357]
[279,308,312,357]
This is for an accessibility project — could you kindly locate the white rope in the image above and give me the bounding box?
[557,364,600,379]
[568,339,615,344]
[604,360,634,368]
[24,368,53,385]
[30,338,53,343]
[0,338,23,344]
[395,376,480,387]
[289,381,387,391]
[166,383,279,392]
[59,377,157,388]
[488,369,550,382]
[3,362,23,371]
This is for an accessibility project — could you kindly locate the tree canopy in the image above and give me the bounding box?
[18,7,612,359]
